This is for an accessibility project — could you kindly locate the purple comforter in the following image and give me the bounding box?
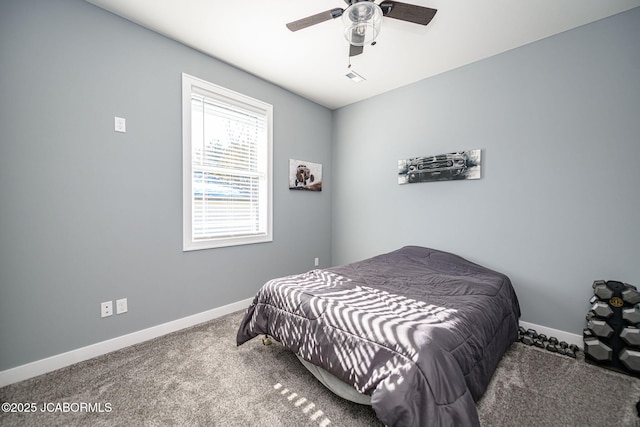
[237,246,521,426]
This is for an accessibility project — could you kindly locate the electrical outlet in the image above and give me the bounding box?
[101,301,113,318]
[114,116,126,133]
[116,298,128,314]
[314,257,319,267]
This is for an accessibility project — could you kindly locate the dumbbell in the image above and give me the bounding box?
[557,341,568,355]
[590,301,614,319]
[545,337,560,353]
[558,343,579,358]
[566,344,579,358]
[521,328,538,345]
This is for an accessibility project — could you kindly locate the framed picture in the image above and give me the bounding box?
[289,159,322,191]
[398,149,481,184]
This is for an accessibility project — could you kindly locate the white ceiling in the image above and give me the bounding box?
[86,0,640,110]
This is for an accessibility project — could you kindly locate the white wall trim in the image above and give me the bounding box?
[0,303,582,388]
[519,320,583,349]
[0,298,253,388]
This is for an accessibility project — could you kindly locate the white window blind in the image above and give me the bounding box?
[183,74,272,251]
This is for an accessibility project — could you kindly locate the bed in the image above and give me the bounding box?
[236,246,521,426]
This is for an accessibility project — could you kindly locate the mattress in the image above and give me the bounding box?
[296,354,372,405]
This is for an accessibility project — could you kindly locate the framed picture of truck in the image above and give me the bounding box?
[398,149,481,184]
[289,159,322,191]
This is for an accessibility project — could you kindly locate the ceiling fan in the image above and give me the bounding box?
[286,1,437,57]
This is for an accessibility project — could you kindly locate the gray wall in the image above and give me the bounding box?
[1,0,638,372]
[0,0,332,371]
[331,7,640,335]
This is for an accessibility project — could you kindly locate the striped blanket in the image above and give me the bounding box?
[237,246,520,427]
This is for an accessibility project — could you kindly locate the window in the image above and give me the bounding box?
[182,73,272,251]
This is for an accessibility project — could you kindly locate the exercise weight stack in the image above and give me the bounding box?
[584,280,640,377]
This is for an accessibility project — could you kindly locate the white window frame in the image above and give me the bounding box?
[182,73,273,251]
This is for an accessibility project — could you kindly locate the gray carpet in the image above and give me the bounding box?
[1,310,640,426]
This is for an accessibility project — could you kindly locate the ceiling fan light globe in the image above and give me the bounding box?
[347,2,377,21]
[342,3,382,46]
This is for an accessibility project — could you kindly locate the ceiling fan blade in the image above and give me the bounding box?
[286,8,344,32]
[349,44,364,57]
[379,1,437,25]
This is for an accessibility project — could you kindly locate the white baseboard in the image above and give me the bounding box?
[519,320,583,349]
[0,303,582,388]
[0,298,253,388]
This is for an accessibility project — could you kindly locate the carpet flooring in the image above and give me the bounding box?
[2,310,640,426]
